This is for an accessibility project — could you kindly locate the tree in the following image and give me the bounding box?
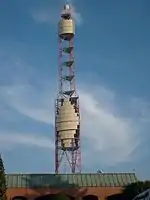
[107,181,150,200]
[0,155,7,200]
[122,181,150,200]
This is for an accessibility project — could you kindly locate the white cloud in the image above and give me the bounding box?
[0,85,54,124]
[30,1,83,26]
[79,89,139,165]
[31,9,58,24]
[1,82,149,167]
[0,132,54,151]
[130,97,150,123]
[68,1,83,26]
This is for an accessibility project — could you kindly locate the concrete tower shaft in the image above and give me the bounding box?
[55,3,81,174]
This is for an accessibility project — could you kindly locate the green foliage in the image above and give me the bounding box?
[0,155,7,200]
[122,181,150,200]
[107,180,150,200]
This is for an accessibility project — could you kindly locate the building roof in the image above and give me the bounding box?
[6,173,138,188]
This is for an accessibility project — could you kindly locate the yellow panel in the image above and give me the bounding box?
[57,122,78,131]
[56,99,79,147]
[58,19,75,36]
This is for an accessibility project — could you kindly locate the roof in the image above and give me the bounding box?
[6,173,138,188]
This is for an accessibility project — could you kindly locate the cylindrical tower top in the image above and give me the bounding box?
[64,3,71,11]
[61,3,72,18]
[58,3,75,41]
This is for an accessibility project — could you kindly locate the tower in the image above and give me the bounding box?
[55,3,81,173]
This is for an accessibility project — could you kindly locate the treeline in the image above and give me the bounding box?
[122,180,150,200]
[107,180,150,200]
[0,155,7,200]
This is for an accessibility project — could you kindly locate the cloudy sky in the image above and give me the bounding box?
[0,0,150,180]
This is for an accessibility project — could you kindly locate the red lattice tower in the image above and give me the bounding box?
[55,3,81,173]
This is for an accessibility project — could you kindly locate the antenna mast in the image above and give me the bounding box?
[55,3,81,173]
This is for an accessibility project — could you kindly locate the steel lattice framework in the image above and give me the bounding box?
[55,3,81,173]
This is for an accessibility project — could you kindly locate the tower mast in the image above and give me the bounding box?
[55,3,81,173]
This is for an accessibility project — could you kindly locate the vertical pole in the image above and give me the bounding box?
[71,139,75,173]
[55,99,59,173]
[59,38,63,95]
[69,37,75,93]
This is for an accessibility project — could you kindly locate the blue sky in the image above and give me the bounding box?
[0,0,150,180]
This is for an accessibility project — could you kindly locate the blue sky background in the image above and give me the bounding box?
[0,0,150,180]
